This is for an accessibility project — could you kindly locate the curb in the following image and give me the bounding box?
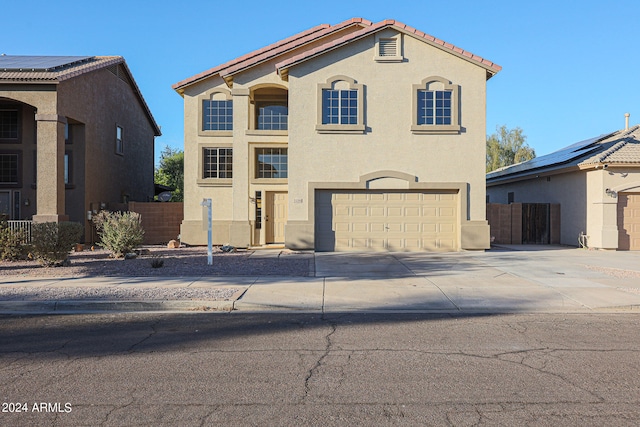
[0,299,235,314]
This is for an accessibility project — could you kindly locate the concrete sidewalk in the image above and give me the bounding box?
[2,246,640,314]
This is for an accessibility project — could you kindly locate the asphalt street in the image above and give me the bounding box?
[1,311,639,426]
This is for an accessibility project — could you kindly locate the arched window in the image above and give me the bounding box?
[199,88,233,135]
[316,75,365,133]
[412,76,460,134]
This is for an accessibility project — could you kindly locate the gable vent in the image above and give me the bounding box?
[379,38,397,57]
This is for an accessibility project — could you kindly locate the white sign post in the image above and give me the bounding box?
[200,198,213,265]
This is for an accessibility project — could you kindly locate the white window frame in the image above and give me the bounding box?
[316,75,365,134]
[412,76,461,134]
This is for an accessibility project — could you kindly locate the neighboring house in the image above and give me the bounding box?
[486,123,640,250]
[173,18,501,251]
[0,55,161,242]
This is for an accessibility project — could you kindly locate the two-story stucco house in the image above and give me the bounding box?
[173,18,501,251]
[0,55,161,242]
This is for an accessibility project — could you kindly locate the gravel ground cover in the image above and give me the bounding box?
[0,246,311,278]
[0,246,310,302]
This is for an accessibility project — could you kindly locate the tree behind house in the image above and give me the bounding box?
[486,125,536,172]
[154,146,184,202]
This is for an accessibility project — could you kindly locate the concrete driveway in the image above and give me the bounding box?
[263,245,640,313]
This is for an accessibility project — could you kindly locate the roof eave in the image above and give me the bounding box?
[487,165,579,186]
[277,22,501,79]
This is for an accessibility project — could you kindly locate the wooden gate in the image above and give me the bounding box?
[522,203,549,244]
[487,203,560,245]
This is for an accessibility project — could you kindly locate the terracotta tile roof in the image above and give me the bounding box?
[172,18,373,92]
[579,126,640,165]
[0,56,161,136]
[276,19,502,79]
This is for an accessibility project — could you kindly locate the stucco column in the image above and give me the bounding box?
[229,87,251,247]
[590,198,619,249]
[33,114,69,223]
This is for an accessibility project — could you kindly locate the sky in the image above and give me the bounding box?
[4,0,639,165]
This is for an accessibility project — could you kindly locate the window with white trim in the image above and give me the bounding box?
[412,76,460,134]
[417,90,452,125]
[203,148,233,179]
[316,76,365,133]
[255,147,287,179]
[203,99,233,131]
[322,89,358,125]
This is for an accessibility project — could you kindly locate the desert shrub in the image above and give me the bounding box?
[0,220,29,261]
[93,211,144,258]
[31,221,83,266]
[150,256,164,268]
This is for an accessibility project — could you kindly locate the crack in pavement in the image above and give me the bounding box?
[303,317,337,402]
[127,322,158,353]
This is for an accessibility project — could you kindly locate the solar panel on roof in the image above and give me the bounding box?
[0,55,93,71]
[487,133,614,179]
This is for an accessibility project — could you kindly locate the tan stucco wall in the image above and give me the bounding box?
[487,167,640,249]
[286,31,489,249]
[180,28,492,250]
[585,167,640,249]
[487,171,586,246]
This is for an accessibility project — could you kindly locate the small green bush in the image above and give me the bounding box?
[93,211,144,258]
[31,221,83,266]
[0,221,28,261]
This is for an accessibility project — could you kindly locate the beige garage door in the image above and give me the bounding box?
[617,192,640,250]
[315,190,459,252]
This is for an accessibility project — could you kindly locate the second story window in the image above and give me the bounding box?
[412,76,461,134]
[322,89,358,125]
[316,76,365,133]
[257,103,288,130]
[417,90,452,125]
[203,99,233,131]
[0,108,19,142]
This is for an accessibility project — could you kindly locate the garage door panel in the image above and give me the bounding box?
[335,222,350,232]
[370,238,386,250]
[405,223,420,233]
[439,207,456,217]
[440,223,455,233]
[315,190,459,252]
[423,207,437,216]
[352,223,368,232]
[405,207,420,216]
